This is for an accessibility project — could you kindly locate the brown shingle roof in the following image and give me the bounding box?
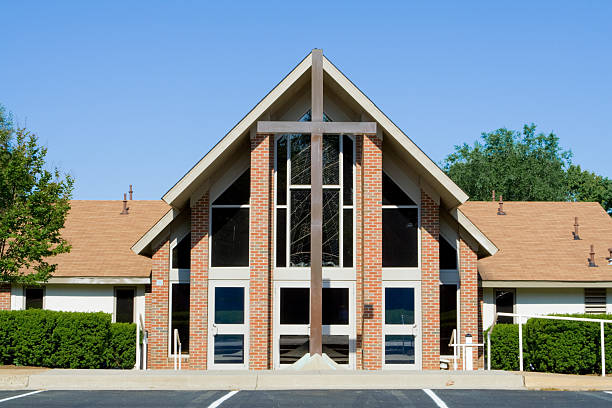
[460,201,612,282]
[48,200,169,278]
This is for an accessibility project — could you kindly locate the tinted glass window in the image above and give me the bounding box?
[323,335,349,365]
[322,189,339,267]
[172,283,190,353]
[440,235,457,270]
[25,288,43,310]
[215,287,244,324]
[115,288,134,323]
[385,335,415,364]
[343,209,353,267]
[382,173,416,206]
[440,284,457,355]
[290,189,311,267]
[385,288,414,324]
[280,288,309,324]
[276,209,287,267]
[172,233,191,269]
[276,135,287,205]
[214,335,244,364]
[343,135,353,204]
[496,290,514,324]
[211,208,249,267]
[290,134,310,185]
[279,335,309,364]
[323,134,340,185]
[382,208,418,267]
[322,288,349,325]
[212,171,250,205]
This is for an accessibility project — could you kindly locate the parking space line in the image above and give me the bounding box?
[0,390,45,404]
[207,390,239,408]
[423,389,449,408]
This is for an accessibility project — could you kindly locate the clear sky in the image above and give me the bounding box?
[1,1,610,200]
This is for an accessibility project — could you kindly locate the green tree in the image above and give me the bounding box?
[566,164,612,214]
[443,124,572,201]
[0,106,73,284]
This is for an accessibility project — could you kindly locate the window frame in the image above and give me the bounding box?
[24,286,45,310]
[168,270,191,358]
[113,286,136,324]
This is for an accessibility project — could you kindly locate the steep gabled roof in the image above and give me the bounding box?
[461,201,612,283]
[161,50,468,210]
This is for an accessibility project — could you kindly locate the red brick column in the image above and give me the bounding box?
[190,192,210,369]
[146,238,171,369]
[459,237,479,368]
[0,284,10,310]
[250,133,272,370]
[421,191,440,370]
[361,133,383,370]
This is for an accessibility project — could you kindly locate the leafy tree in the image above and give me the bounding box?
[443,124,572,202]
[566,164,612,214]
[0,106,73,284]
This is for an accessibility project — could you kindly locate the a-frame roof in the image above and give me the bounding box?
[161,50,468,209]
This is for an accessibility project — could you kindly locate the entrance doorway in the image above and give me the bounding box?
[382,281,421,369]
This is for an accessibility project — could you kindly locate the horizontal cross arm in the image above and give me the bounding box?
[257,121,376,135]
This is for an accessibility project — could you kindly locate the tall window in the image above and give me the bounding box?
[275,121,354,268]
[25,288,43,309]
[495,289,515,324]
[172,233,191,269]
[439,284,457,355]
[115,288,135,323]
[211,171,250,267]
[382,173,418,267]
[440,235,457,270]
[171,283,190,354]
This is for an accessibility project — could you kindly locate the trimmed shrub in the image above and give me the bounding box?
[488,314,612,375]
[0,310,136,369]
[107,323,137,369]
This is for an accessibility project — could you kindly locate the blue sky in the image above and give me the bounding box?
[1,1,610,200]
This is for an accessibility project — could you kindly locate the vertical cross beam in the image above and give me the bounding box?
[310,49,323,355]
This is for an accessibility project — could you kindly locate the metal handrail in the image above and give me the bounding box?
[140,314,147,370]
[173,328,182,370]
[487,312,612,376]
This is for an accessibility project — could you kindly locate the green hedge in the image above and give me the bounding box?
[488,314,612,374]
[0,309,136,369]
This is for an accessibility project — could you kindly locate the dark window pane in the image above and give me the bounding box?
[276,136,287,205]
[115,288,134,323]
[276,209,287,268]
[299,110,332,122]
[215,287,244,324]
[323,134,339,185]
[385,288,415,324]
[440,235,457,270]
[25,288,43,310]
[280,288,309,324]
[496,290,515,324]
[343,209,353,267]
[172,233,191,269]
[343,135,353,204]
[440,285,457,355]
[214,335,244,364]
[172,283,190,353]
[382,208,418,267]
[213,171,250,205]
[323,288,349,325]
[279,335,309,364]
[290,189,311,267]
[385,335,415,364]
[290,134,310,185]
[323,335,349,365]
[322,189,339,267]
[211,208,249,267]
[382,173,416,206]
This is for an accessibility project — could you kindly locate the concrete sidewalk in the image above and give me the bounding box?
[2,368,612,391]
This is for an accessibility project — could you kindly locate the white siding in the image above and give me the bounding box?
[44,285,115,313]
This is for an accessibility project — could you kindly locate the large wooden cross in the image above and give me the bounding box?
[258,49,376,355]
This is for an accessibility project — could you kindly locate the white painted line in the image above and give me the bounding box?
[208,390,239,408]
[423,389,449,408]
[0,390,45,404]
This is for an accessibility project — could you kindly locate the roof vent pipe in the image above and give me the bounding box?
[588,244,598,267]
[120,193,130,215]
[129,185,133,200]
[573,217,581,240]
[497,195,506,216]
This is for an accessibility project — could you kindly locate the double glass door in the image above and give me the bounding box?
[208,280,249,369]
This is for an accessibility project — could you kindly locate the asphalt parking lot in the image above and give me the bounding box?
[2,389,612,407]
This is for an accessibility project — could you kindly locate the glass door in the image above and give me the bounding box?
[382,281,421,369]
[208,280,249,369]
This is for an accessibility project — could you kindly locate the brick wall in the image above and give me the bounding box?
[0,284,10,310]
[459,237,479,368]
[355,136,364,369]
[250,132,273,370]
[421,191,440,370]
[190,192,210,369]
[361,133,383,370]
[146,238,171,369]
